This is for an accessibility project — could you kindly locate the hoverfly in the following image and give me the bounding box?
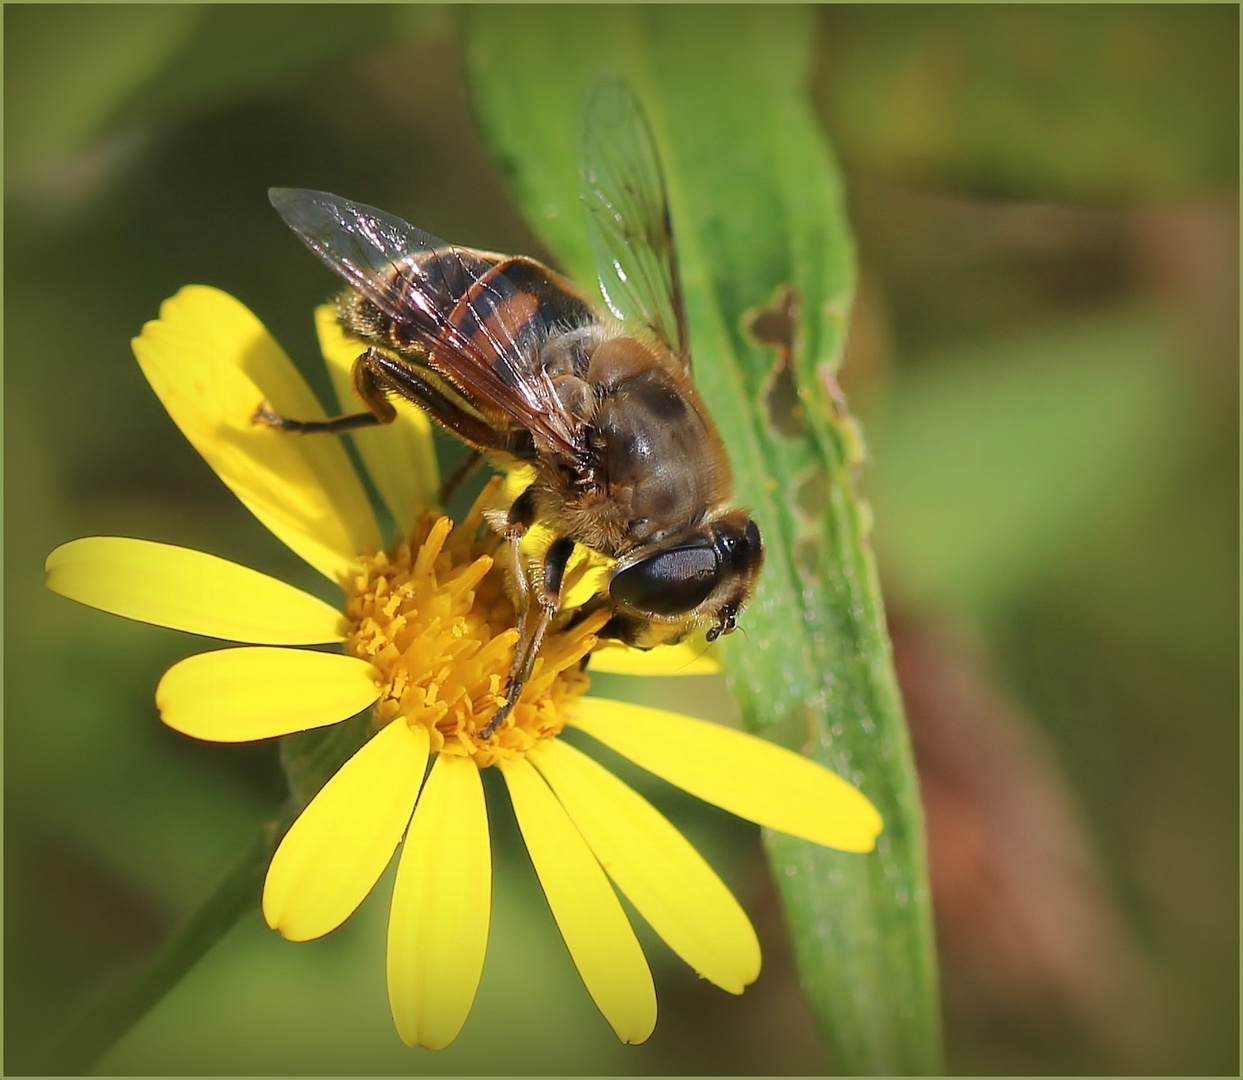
[258,80,763,738]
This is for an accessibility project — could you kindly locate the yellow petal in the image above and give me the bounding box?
[45,536,345,644]
[316,304,440,532]
[561,566,611,610]
[530,738,759,993]
[132,286,381,582]
[156,647,378,742]
[571,698,883,853]
[560,544,614,609]
[503,464,538,502]
[588,640,722,676]
[387,753,490,1049]
[264,720,428,941]
[501,756,656,1043]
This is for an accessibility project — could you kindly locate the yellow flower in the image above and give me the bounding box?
[45,285,882,1050]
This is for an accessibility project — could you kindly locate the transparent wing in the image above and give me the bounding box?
[578,79,690,368]
[270,187,581,458]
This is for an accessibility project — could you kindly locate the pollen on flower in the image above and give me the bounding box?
[343,479,608,768]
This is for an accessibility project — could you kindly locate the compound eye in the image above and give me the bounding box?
[610,542,719,617]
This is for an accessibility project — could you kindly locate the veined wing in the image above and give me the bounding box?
[577,78,690,369]
[270,187,582,458]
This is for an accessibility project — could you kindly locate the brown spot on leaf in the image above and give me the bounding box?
[792,467,831,521]
[744,284,807,440]
[793,536,822,583]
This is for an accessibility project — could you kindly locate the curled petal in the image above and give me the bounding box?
[502,756,656,1043]
[156,647,379,742]
[571,697,883,853]
[530,737,760,994]
[559,544,614,610]
[387,753,491,1049]
[264,720,428,941]
[132,285,380,582]
[316,305,440,532]
[503,464,538,502]
[45,536,344,644]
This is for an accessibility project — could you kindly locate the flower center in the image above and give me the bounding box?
[342,484,607,768]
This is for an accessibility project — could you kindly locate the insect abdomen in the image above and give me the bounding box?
[395,252,596,365]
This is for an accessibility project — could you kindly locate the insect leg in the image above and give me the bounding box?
[359,352,503,449]
[499,486,537,648]
[479,491,535,740]
[252,348,396,433]
[481,534,575,739]
[252,402,385,434]
[254,348,502,449]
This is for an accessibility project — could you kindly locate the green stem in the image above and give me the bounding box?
[36,808,291,1075]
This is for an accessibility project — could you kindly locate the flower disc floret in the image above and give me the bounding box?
[345,493,605,768]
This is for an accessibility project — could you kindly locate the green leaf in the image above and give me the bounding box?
[463,7,941,1073]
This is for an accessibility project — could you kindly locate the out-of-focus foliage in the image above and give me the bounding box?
[5,5,415,186]
[6,5,199,180]
[6,5,1237,1077]
[866,308,1195,617]
[816,6,1238,201]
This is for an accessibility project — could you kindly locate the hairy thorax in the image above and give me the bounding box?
[534,334,733,557]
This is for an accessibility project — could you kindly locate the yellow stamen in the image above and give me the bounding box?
[343,479,608,768]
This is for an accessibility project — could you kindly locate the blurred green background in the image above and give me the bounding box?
[5,5,1237,1075]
